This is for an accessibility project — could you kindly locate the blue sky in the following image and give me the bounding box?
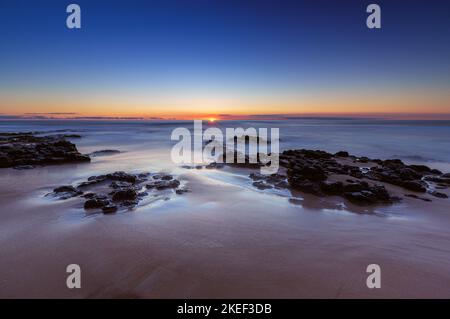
[0,0,449,118]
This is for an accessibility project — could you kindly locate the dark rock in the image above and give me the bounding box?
[138,173,150,179]
[289,165,327,182]
[102,205,118,214]
[274,181,289,189]
[249,173,265,181]
[84,198,109,209]
[52,185,83,199]
[266,174,286,184]
[320,181,344,195]
[205,162,224,169]
[106,171,136,183]
[111,188,138,201]
[146,179,180,190]
[252,181,273,190]
[110,181,133,189]
[121,200,138,207]
[402,180,427,192]
[343,181,369,192]
[0,133,90,169]
[398,168,422,180]
[409,164,433,173]
[161,175,173,181]
[358,157,370,163]
[423,176,450,184]
[54,185,79,193]
[429,191,448,199]
[335,151,349,157]
[175,188,190,195]
[405,194,432,202]
[288,178,322,195]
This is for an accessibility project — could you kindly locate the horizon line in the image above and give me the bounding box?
[2,112,450,121]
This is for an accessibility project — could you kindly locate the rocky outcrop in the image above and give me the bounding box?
[249,149,449,206]
[0,132,90,169]
[48,171,186,214]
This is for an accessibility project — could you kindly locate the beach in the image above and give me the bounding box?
[1,119,450,298]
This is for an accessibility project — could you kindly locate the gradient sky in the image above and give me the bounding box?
[0,0,449,119]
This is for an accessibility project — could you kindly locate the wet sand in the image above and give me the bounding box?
[1,161,450,298]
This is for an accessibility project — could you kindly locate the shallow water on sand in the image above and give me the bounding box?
[1,119,450,298]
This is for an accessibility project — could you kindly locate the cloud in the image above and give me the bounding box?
[24,112,79,115]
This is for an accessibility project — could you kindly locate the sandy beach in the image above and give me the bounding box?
[1,120,450,298]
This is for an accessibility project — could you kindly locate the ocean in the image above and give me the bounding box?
[1,118,450,298]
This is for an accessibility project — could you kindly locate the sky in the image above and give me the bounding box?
[0,0,449,120]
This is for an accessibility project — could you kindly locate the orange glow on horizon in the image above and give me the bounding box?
[1,86,449,120]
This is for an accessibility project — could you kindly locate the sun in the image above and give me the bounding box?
[208,117,217,123]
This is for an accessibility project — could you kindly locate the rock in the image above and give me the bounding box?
[335,151,349,157]
[429,191,448,199]
[110,181,133,189]
[175,189,190,195]
[0,133,90,169]
[274,181,289,189]
[249,173,265,181]
[266,174,286,184]
[358,157,370,163]
[52,185,83,199]
[138,191,149,197]
[442,173,450,178]
[146,179,180,190]
[252,181,273,190]
[121,200,138,207]
[423,176,450,185]
[0,155,12,168]
[161,175,173,181]
[398,168,422,180]
[320,181,344,195]
[405,194,432,202]
[138,173,150,179]
[402,180,427,192]
[343,181,369,192]
[288,178,322,195]
[409,164,433,173]
[54,185,79,193]
[205,162,224,169]
[106,171,136,183]
[102,205,118,214]
[84,198,109,209]
[111,188,138,201]
[288,165,327,182]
